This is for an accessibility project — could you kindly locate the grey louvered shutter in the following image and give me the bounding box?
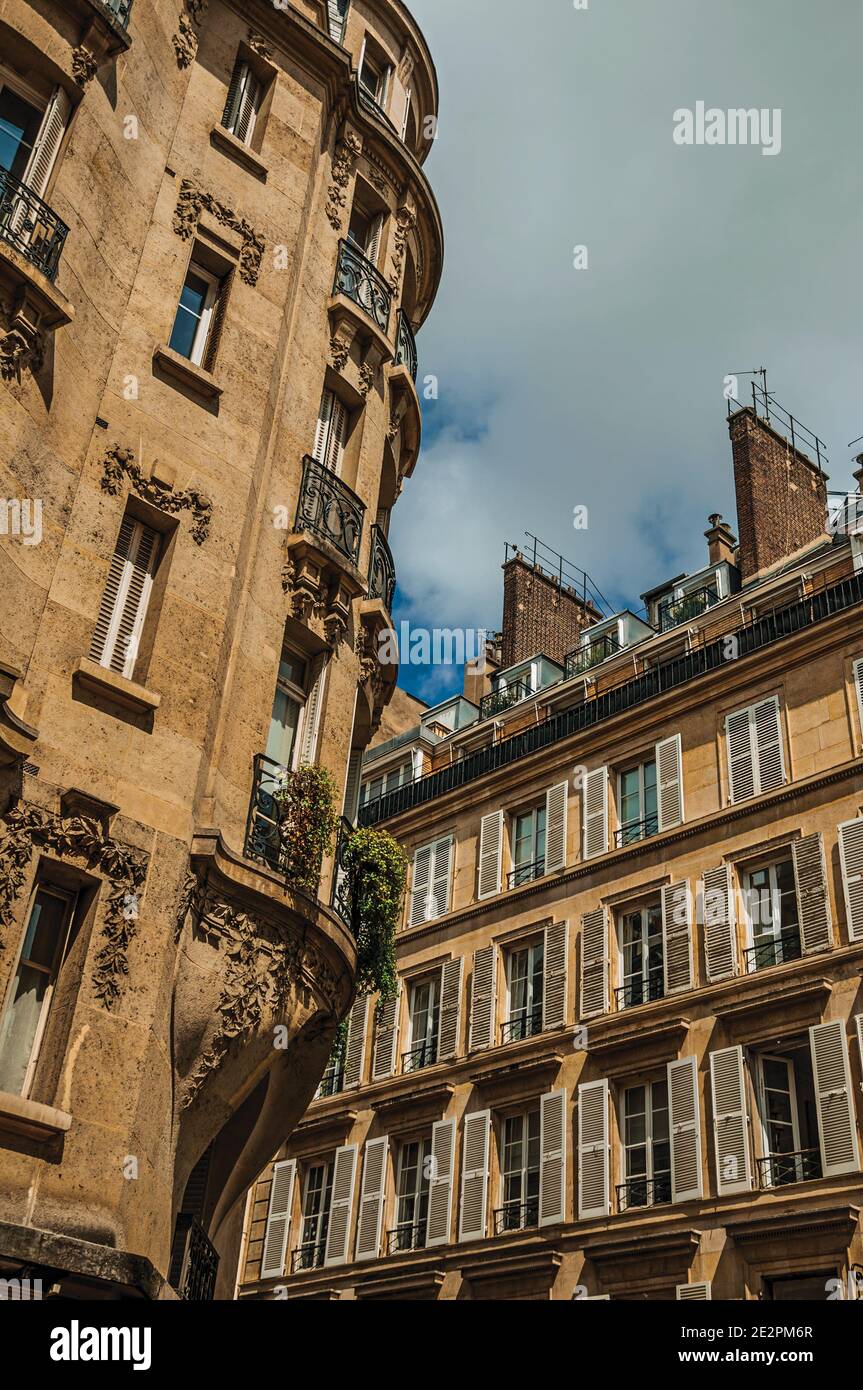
[855,1015,863,1084]
[438,957,463,1061]
[580,907,608,1018]
[726,705,755,803]
[324,1143,357,1267]
[260,1159,296,1279]
[344,995,368,1089]
[233,65,261,145]
[458,1110,490,1242]
[854,660,863,746]
[469,944,496,1051]
[426,1117,456,1248]
[24,86,71,199]
[409,842,433,927]
[342,749,363,824]
[89,517,159,679]
[430,835,453,920]
[656,734,684,831]
[545,781,568,873]
[809,1021,860,1177]
[709,1046,752,1196]
[578,1079,610,1218]
[839,819,863,943]
[542,920,567,1030]
[355,1136,389,1261]
[662,881,693,994]
[583,767,608,858]
[753,696,785,793]
[372,983,400,1080]
[539,1088,567,1227]
[327,0,349,44]
[702,865,738,982]
[792,833,833,955]
[298,654,328,766]
[668,1056,703,1202]
[677,1282,711,1301]
[222,59,246,133]
[477,811,503,900]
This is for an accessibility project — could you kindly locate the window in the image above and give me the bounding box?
[404,974,440,1073]
[265,644,308,771]
[617,758,657,847]
[169,261,223,367]
[408,835,453,927]
[295,1162,333,1271]
[222,60,262,146]
[618,902,664,1009]
[726,697,786,803]
[359,48,386,104]
[312,389,349,476]
[0,886,76,1097]
[510,805,546,888]
[503,940,543,1043]
[497,1109,540,1233]
[742,859,801,973]
[317,1037,346,1099]
[361,762,411,807]
[619,1080,671,1211]
[0,74,70,196]
[89,513,160,681]
[347,200,384,266]
[392,1138,430,1252]
[755,1047,820,1189]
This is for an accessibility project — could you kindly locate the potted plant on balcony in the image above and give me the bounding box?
[275,764,340,896]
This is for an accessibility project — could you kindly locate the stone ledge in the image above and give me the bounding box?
[152,344,223,401]
[73,657,161,717]
[0,1091,71,1158]
[210,124,269,180]
[0,1219,168,1300]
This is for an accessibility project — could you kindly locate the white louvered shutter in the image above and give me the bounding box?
[662,881,693,994]
[409,843,432,927]
[469,944,496,1052]
[430,835,453,920]
[854,659,863,747]
[24,86,72,199]
[583,768,608,859]
[709,1046,752,1196]
[313,389,334,463]
[298,655,328,766]
[437,957,463,1061]
[313,391,348,475]
[458,1110,490,1242]
[702,865,738,982]
[578,1080,610,1218]
[809,1021,861,1177]
[342,748,363,824]
[327,0,349,44]
[365,212,384,266]
[355,1137,389,1261]
[753,696,786,793]
[344,995,368,1089]
[477,810,503,900]
[89,516,159,679]
[539,1088,567,1227]
[259,1159,296,1279]
[542,920,568,1030]
[857,1015,863,1085]
[668,1056,703,1202]
[545,780,568,873]
[677,1282,711,1301]
[839,819,863,943]
[400,87,412,141]
[426,1117,456,1248]
[372,983,401,1080]
[580,907,608,1018]
[224,61,261,144]
[792,833,833,955]
[726,706,755,803]
[324,1143,358,1267]
[656,734,684,831]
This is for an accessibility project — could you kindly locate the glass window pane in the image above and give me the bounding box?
[21,890,69,969]
[0,963,49,1095]
[0,87,43,180]
[266,687,301,768]
[169,271,209,359]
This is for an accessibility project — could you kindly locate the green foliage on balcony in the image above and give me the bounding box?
[342,827,406,1003]
[275,765,340,896]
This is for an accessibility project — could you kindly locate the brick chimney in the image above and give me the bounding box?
[728,408,829,581]
[501,555,600,668]
[704,514,737,567]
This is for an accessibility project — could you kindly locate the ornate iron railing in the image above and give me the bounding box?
[616,1174,672,1212]
[357,83,398,132]
[168,1216,219,1301]
[0,168,69,283]
[479,678,534,721]
[244,754,289,876]
[744,929,803,974]
[658,585,719,634]
[494,1199,539,1235]
[565,632,621,678]
[615,813,660,849]
[317,1055,345,1098]
[402,1038,438,1074]
[395,309,418,381]
[500,1006,543,1045]
[615,971,664,1011]
[330,816,354,931]
[507,857,546,890]
[100,0,134,26]
[292,1241,327,1273]
[334,238,392,333]
[387,1222,427,1254]
[757,1148,822,1190]
[369,524,396,612]
[296,455,365,566]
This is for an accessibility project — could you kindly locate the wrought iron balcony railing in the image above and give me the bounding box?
[658,585,720,634]
[334,238,392,334]
[757,1148,822,1190]
[357,84,398,132]
[0,168,69,283]
[292,1240,327,1273]
[507,857,546,890]
[402,1038,438,1074]
[387,1221,427,1254]
[744,929,803,974]
[330,816,355,931]
[615,813,660,849]
[395,308,418,382]
[564,632,621,678]
[500,1006,543,1045]
[368,524,396,612]
[615,970,665,1011]
[296,454,365,567]
[616,1174,672,1212]
[100,0,134,26]
[494,1199,539,1235]
[245,755,339,912]
[168,1215,219,1301]
[479,678,534,721]
[317,1059,345,1099]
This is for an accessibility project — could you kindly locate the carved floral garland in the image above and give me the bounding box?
[101,444,212,545]
[173,179,265,288]
[326,131,363,231]
[173,0,209,69]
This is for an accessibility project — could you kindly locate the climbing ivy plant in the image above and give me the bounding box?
[342,826,406,1004]
[275,765,339,896]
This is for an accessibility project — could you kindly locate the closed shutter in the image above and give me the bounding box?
[458,1110,490,1242]
[677,1282,711,1301]
[409,843,432,927]
[662,881,693,994]
[726,698,786,802]
[542,920,568,1030]
[753,696,786,793]
[298,655,328,766]
[343,749,363,823]
[365,212,384,266]
[89,516,159,679]
[726,706,756,803]
[313,390,348,475]
[344,994,368,1089]
[477,810,503,900]
[668,1056,703,1202]
[839,819,863,943]
[539,1088,567,1227]
[854,659,863,747]
[545,780,568,873]
[809,1021,861,1177]
[437,957,463,1061]
[702,865,738,982]
[580,907,608,1018]
[656,734,684,831]
[24,86,71,199]
[583,768,608,859]
[426,1117,456,1248]
[792,833,833,955]
[259,1159,296,1279]
[324,1143,358,1267]
[469,944,497,1052]
[355,1136,389,1261]
[709,1046,752,1196]
[430,835,453,920]
[371,982,400,1080]
[577,1079,610,1218]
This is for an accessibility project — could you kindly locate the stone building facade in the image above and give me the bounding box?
[0,0,441,1298]
[238,406,863,1301]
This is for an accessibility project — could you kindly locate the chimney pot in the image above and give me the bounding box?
[704,514,738,567]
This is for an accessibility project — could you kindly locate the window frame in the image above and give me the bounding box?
[504,937,544,1035]
[298,1159,333,1267]
[499,1107,541,1229]
[741,856,801,972]
[0,882,77,1099]
[616,755,658,846]
[616,898,664,1009]
[394,1136,431,1245]
[618,1077,672,1211]
[406,972,441,1070]
[170,260,221,367]
[510,803,547,885]
[265,642,309,773]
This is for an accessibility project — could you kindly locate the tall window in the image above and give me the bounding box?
[0,886,76,1097]
[361,762,410,807]
[620,1080,671,1210]
[618,902,664,1009]
[296,1162,333,1271]
[618,758,658,846]
[358,47,387,105]
[511,805,546,887]
[393,1139,430,1252]
[89,513,160,681]
[504,940,544,1043]
[498,1109,540,1232]
[265,644,308,771]
[312,389,349,476]
[0,73,70,197]
[169,261,224,367]
[404,975,439,1073]
[347,201,384,266]
[0,78,44,181]
[222,59,262,146]
[743,859,801,972]
[755,1048,820,1189]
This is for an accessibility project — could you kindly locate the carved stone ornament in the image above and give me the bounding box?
[329,332,351,374]
[326,129,363,231]
[101,443,213,545]
[247,28,273,61]
[0,292,45,383]
[389,204,417,294]
[0,802,148,1009]
[358,361,376,398]
[173,0,209,69]
[173,179,265,287]
[72,45,98,88]
[281,555,324,621]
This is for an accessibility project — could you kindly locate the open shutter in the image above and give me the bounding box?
[426,1117,456,1248]
[580,907,608,1019]
[344,995,368,1089]
[365,212,384,267]
[430,835,453,920]
[324,1143,358,1267]
[809,1021,860,1177]
[539,1088,567,1227]
[325,397,348,475]
[260,1159,296,1279]
[24,87,71,199]
[409,843,432,927]
[542,920,568,1030]
[709,1046,752,1196]
[89,517,159,679]
[298,654,328,766]
[792,833,833,955]
[372,983,401,1080]
[656,734,684,831]
[437,957,463,1061]
[355,1137,389,1261]
[222,59,246,133]
[400,87,412,141]
[578,1079,610,1218]
[854,659,863,747]
[668,1056,703,1202]
[662,881,693,994]
[201,267,233,373]
[343,749,363,824]
[583,768,608,859]
[234,66,261,145]
[839,819,863,943]
[677,1282,711,1301]
[702,865,738,982]
[477,810,503,900]
[327,0,349,44]
[313,389,334,463]
[856,1015,863,1085]
[469,944,496,1052]
[458,1110,490,1242]
[753,696,785,793]
[545,780,568,873]
[726,705,755,803]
